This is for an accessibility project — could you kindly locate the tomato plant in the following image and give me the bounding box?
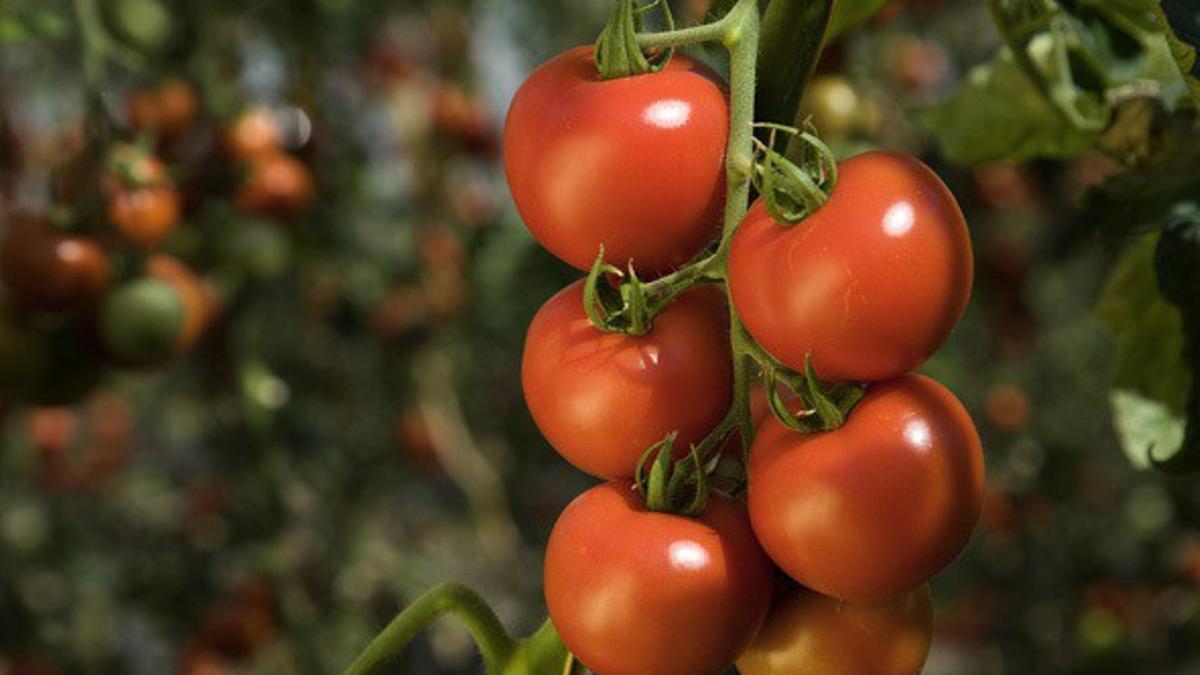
[544,481,773,675]
[729,151,973,383]
[521,279,731,479]
[504,46,728,274]
[736,584,933,675]
[749,374,985,603]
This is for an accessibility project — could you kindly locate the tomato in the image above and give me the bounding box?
[236,153,314,218]
[0,217,111,309]
[226,107,283,160]
[100,278,185,365]
[728,151,972,383]
[748,374,984,603]
[105,148,181,249]
[108,185,182,250]
[522,280,731,479]
[799,76,879,140]
[147,255,216,353]
[129,79,199,140]
[545,482,773,675]
[504,47,728,275]
[736,585,933,675]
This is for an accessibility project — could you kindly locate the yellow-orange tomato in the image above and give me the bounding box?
[236,153,314,218]
[736,585,933,675]
[147,255,216,353]
[226,107,283,160]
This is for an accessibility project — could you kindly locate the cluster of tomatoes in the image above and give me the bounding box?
[504,38,984,675]
[0,79,314,409]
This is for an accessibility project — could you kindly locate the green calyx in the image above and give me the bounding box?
[763,355,865,434]
[582,246,720,336]
[751,122,838,225]
[594,0,674,80]
[635,433,711,516]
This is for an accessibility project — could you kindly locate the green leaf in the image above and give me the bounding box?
[1080,126,1200,238]
[0,15,31,42]
[919,48,1098,165]
[755,0,834,128]
[827,0,890,41]
[1149,0,1200,110]
[1097,233,1193,469]
[1110,389,1186,469]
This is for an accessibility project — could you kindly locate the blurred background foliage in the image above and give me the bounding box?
[0,0,1199,673]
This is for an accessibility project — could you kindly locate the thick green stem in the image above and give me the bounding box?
[716,0,762,456]
[342,583,516,675]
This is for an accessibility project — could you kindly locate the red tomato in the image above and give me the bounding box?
[107,185,181,250]
[522,280,731,479]
[748,374,984,603]
[0,217,110,309]
[545,482,773,675]
[504,47,728,275]
[128,79,199,140]
[728,151,972,382]
[736,585,933,675]
[236,153,314,218]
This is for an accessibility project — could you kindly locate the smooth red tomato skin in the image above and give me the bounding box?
[729,151,972,382]
[522,280,732,480]
[748,375,984,603]
[736,585,933,675]
[504,47,728,275]
[545,482,774,675]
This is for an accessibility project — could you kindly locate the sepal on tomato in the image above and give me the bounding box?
[634,432,710,516]
[750,122,837,225]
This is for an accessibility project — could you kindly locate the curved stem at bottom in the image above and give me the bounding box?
[342,583,516,675]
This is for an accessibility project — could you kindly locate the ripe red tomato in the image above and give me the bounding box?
[105,149,181,249]
[147,255,216,353]
[504,47,728,275]
[226,107,283,160]
[128,78,199,140]
[108,186,182,250]
[728,151,972,382]
[736,585,933,675]
[522,280,731,479]
[748,374,984,603]
[0,217,111,309]
[236,153,314,218]
[545,482,773,675]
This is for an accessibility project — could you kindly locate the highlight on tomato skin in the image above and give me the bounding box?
[521,279,732,480]
[728,150,973,383]
[748,374,985,604]
[504,46,729,276]
[736,584,934,675]
[544,481,775,675]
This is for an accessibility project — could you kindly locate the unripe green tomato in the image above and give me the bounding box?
[100,278,185,365]
[225,222,291,280]
[0,312,51,398]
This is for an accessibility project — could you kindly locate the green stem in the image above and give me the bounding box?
[341,583,516,675]
[637,15,733,51]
